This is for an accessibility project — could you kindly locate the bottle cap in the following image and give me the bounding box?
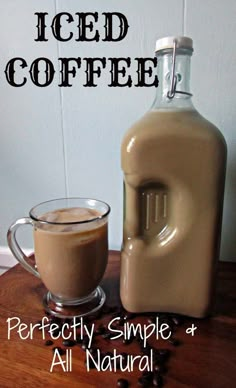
[155,36,193,52]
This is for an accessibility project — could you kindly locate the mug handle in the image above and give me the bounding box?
[7,218,40,278]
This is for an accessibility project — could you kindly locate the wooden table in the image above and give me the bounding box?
[0,251,236,388]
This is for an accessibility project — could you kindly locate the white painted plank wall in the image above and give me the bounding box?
[0,0,66,253]
[0,0,236,274]
[185,0,236,261]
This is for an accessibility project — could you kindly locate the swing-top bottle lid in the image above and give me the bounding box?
[155,36,193,52]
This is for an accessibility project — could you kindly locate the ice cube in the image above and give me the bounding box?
[40,211,59,223]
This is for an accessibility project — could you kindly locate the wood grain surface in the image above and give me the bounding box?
[0,251,235,388]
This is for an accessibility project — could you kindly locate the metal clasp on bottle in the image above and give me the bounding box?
[167,39,193,100]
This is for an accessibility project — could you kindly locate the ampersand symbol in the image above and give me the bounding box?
[186,324,197,336]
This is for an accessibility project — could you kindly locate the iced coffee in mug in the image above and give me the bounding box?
[7,198,110,318]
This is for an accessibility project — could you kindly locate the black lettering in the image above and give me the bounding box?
[59,58,81,87]
[84,58,106,87]
[103,13,129,42]
[135,58,158,87]
[76,12,100,42]
[29,58,55,87]
[108,58,132,87]
[51,12,74,41]
[35,13,48,42]
[4,58,27,87]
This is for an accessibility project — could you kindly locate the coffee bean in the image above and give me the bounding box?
[99,351,113,369]
[111,308,125,320]
[74,317,82,325]
[102,332,112,340]
[136,333,143,343]
[90,310,103,320]
[64,318,73,325]
[76,336,83,344]
[154,364,167,374]
[117,378,129,387]
[83,335,89,342]
[51,328,61,337]
[44,340,53,346]
[158,313,170,320]
[115,359,121,370]
[86,358,97,370]
[62,339,76,347]
[110,324,118,332]
[153,349,170,364]
[140,342,152,355]
[101,353,110,369]
[81,343,88,351]
[168,338,181,347]
[82,316,91,325]
[159,315,173,330]
[87,346,97,354]
[99,351,105,359]
[153,374,163,387]
[49,316,62,325]
[124,312,136,320]
[111,313,120,320]
[122,336,134,345]
[147,316,155,324]
[102,305,116,314]
[117,317,125,326]
[138,376,149,387]
[142,371,153,382]
[120,352,128,362]
[116,307,125,315]
[95,325,106,336]
[52,347,65,355]
[81,337,90,350]
[171,314,183,326]
[157,349,171,358]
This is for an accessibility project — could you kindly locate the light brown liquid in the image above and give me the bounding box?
[34,208,108,300]
[121,109,227,318]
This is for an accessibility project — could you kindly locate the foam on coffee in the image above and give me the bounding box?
[40,207,101,224]
[38,207,104,236]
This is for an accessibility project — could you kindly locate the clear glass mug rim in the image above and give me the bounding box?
[29,197,111,226]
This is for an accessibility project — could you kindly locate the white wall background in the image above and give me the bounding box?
[0,0,236,261]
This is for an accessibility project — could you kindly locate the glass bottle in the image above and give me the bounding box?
[120,36,227,318]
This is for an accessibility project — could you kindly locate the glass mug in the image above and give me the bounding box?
[7,198,110,318]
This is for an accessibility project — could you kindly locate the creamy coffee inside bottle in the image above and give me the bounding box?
[120,36,227,318]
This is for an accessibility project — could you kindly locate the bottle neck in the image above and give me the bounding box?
[151,50,194,110]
